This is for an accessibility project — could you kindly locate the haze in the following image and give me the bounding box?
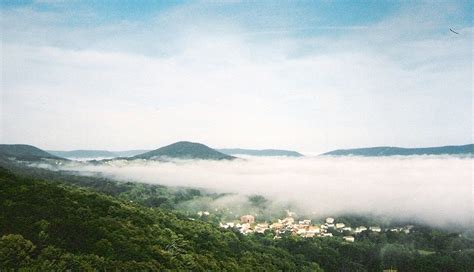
[50,155,473,229]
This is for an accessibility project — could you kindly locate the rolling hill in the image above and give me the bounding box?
[0,144,66,161]
[0,166,320,271]
[218,148,303,157]
[48,150,149,159]
[131,141,235,160]
[322,144,473,157]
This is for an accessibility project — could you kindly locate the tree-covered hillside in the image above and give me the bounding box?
[48,150,149,159]
[322,144,473,157]
[0,144,66,161]
[1,161,473,271]
[0,167,321,271]
[132,141,235,160]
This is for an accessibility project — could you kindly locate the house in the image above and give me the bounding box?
[299,219,311,225]
[280,217,295,225]
[198,211,210,216]
[270,222,284,230]
[343,236,355,242]
[255,223,269,233]
[239,223,253,234]
[307,226,320,234]
[325,217,335,224]
[370,226,382,232]
[342,227,352,232]
[335,223,345,229]
[240,215,255,224]
[354,226,367,233]
[254,227,267,234]
[296,228,307,235]
[240,228,254,235]
[241,223,251,229]
[403,225,414,233]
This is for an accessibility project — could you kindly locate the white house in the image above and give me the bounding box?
[240,215,255,224]
[370,226,382,232]
[335,223,345,229]
[354,226,367,233]
[307,226,321,234]
[325,217,335,224]
[299,219,311,225]
[343,236,355,242]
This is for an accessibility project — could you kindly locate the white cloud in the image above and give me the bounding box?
[52,156,473,229]
[1,2,472,151]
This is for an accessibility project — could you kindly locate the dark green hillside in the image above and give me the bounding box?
[218,148,303,157]
[0,167,320,271]
[48,150,149,159]
[322,144,473,157]
[1,163,473,271]
[115,150,150,157]
[48,150,117,158]
[0,144,66,161]
[132,141,235,160]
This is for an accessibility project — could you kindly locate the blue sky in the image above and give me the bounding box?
[2,1,401,24]
[1,1,473,152]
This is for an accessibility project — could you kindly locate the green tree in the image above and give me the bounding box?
[0,234,36,269]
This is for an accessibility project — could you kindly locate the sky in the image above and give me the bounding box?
[1,0,473,153]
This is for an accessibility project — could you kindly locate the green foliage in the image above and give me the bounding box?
[0,234,36,269]
[0,167,320,270]
[0,164,473,271]
[133,141,235,160]
[0,144,66,161]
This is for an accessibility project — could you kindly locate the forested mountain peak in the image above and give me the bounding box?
[0,144,66,162]
[132,141,235,160]
[322,144,473,157]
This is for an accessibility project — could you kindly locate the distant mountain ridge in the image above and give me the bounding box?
[131,141,235,160]
[218,148,303,157]
[48,149,149,159]
[322,144,473,157]
[0,144,67,161]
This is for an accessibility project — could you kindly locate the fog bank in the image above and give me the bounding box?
[54,156,472,228]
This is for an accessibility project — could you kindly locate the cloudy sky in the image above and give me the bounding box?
[1,1,472,152]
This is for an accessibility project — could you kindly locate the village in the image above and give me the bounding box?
[212,211,414,242]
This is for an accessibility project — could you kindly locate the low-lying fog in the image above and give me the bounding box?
[49,156,472,229]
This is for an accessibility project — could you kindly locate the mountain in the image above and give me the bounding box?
[322,144,474,157]
[218,148,303,157]
[132,141,235,160]
[48,150,149,159]
[48,150,117,158]
[114,150,150,157]
[0,144,66,161]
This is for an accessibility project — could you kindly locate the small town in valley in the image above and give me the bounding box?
[211,211,414,242]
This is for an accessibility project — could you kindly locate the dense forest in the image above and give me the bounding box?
[1,159,473,271]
